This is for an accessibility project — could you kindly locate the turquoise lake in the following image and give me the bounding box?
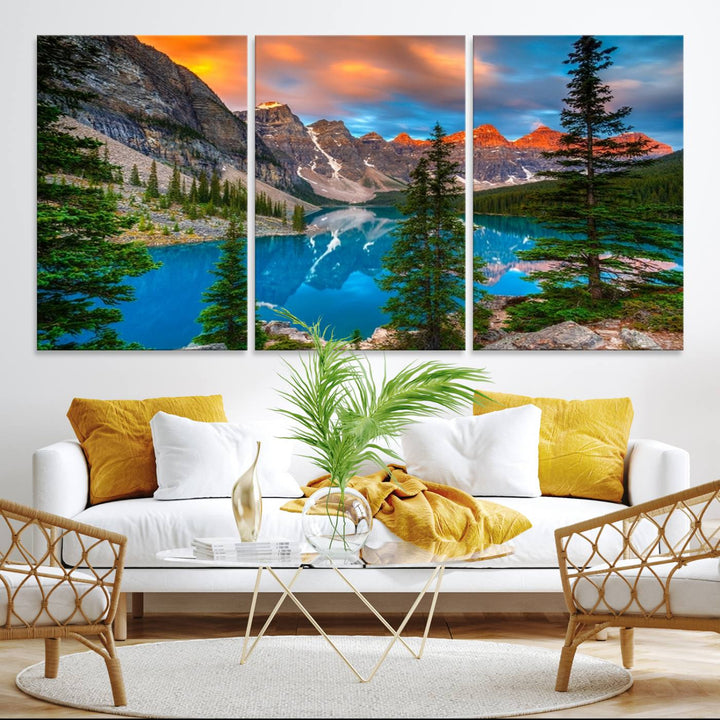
[75,209,681,349]
[255,206,400,340]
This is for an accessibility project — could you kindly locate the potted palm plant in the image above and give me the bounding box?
[274,310,491,560]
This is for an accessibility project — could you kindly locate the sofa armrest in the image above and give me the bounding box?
[625,438,690,506]
[33,440,89,519]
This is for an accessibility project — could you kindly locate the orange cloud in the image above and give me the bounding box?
[256,36,465,138]
[410,41,465,76]
[137,35,247,111]
[333,61,389,78]
[263,41,305,63]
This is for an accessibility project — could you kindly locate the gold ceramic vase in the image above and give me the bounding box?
[232,441,262,542]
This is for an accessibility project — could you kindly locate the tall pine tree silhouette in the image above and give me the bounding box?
[517,36,682,315]
[379,123,465,350]
[193,216,247,349]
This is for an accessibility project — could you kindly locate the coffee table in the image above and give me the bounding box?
[158,539,512,682]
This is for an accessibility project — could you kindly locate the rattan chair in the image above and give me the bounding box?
[0,498,127,706]
[554,479,720,692]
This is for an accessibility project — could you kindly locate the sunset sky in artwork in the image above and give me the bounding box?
[474,36,683,149]
[256,36,465,140]
[137,36,247,111]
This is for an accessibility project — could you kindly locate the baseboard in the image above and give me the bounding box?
[135,591,567,615]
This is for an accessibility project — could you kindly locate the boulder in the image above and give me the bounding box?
[482,321,606,351]
[182,343,228,351]
[619,328,662,350]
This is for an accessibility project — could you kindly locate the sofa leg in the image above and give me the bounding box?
[44,637,60,678]
[132,592,144,619]
[595,627,608,641]
[114,593,128,641]
[620,627,634,668]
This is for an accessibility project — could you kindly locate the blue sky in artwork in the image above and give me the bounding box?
[474,35,683,149]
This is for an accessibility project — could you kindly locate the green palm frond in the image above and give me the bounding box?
[273,309,491,489]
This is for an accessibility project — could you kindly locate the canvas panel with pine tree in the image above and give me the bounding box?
[37,35,249,351]
[472,35,683,351]
[254,36,467,351]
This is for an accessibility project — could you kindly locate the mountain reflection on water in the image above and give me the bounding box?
[473,214,551,296]
[473,213,683,296]
[255,206,401,338]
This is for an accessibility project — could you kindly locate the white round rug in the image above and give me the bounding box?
[16,635,632,718]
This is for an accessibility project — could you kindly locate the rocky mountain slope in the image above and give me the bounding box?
[252,102,674,203]
[45,35,673,209]
[44,36,279,185]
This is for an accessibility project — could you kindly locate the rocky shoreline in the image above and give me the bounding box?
[258,296,682,352]
[115,209,309,247]
[475,295,682,351]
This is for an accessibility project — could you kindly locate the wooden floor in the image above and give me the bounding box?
[1,611,718,718]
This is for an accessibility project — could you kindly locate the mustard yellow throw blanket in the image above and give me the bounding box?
[282,465,531,558]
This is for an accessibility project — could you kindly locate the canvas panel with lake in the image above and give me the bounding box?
[254,36,466,350]
[36,35,249,351]
[472,36,683,351]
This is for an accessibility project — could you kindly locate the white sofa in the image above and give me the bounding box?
[33,436,689,637]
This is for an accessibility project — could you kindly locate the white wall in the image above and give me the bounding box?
[2,0,719,512]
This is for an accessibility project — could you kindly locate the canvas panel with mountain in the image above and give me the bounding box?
[472,35,683,351]
[254,36,467,351]
[37,35,249,351]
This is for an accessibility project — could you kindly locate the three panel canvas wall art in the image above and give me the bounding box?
[36,34,683,351]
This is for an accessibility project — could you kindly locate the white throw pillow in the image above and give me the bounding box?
[150,412,302,499]
[401,405,542,497]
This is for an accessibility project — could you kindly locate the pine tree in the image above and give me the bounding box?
[193,216,248,349]
[144,160,160,200]
[378,122,465,350]
[210,169,221,206]
[517,36,682,310]
[197,171,209,203]
[36,36,158,350]
[167,163,182,203]
[472,256,493,348]
[292,204,305,232]
[255,305,269,350]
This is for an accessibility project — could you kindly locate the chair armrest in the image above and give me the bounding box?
[33,440,89,519]
[625,438,689,506]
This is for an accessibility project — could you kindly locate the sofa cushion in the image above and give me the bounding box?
[150,412,302,499]
[67,395,228,505]
[573,557,720,617]
[401,406,542,497]
[65,495,627,570]
[65,498,306,568]
[473,392,633,502]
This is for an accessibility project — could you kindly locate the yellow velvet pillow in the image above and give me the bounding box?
[473,392,633,502]
[67,395,228,505]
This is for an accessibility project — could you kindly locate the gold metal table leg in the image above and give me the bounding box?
[241,565,304,663]
[239,561,448,682]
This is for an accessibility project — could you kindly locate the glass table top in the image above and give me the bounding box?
[157,540,513,569]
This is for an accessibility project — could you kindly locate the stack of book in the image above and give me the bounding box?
[191,537,301,564]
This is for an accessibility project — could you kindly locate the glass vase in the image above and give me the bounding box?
[232,441,262,542]
[301,486,372,562]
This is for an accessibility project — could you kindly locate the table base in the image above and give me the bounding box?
[240,561,446,682]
